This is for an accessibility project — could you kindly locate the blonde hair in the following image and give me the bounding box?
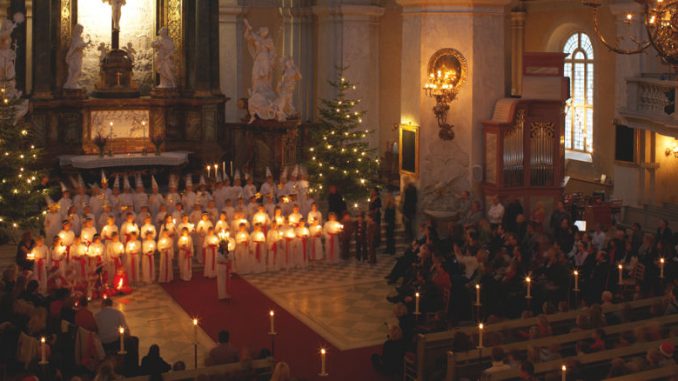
[270,361,291,381]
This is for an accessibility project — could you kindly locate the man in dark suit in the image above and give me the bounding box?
[327,185,346,217]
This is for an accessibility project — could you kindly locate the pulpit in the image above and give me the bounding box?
[481,53,569,213]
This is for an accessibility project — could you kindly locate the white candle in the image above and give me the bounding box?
[320,348,327,375]
[561,365,567,381]
[222,161,226,179]
[40,337,47,364]
[573,270,579,291]
[478,323,484,348]
[618,263,623,285]
[415,292,420,315]
[660,258,665,278]
[206,165,211,178]
[119,326,126,354]
[269,310,275,333]
[525,276,532,299]
[193,318,198,344]
[475,284,480,305]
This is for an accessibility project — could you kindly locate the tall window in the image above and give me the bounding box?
[563,32,594,153]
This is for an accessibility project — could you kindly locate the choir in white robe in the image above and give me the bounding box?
[105,240,125,284]
[216,248,232,300]
[157,236,174,283]
[323,221,342,264]
[233,230,250,274]
[308,223,324,261]
[30,244,50,293]
[141,239,156,283]
[250,230,267,273]
[266,228,282,272]
[125,239,142,284]
[202,234,219,278]
[177,235,194,281]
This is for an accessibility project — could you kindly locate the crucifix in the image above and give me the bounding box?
[103,0,126,49]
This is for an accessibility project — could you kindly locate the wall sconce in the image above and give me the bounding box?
[665,141,678,158]
[423,48,467,140]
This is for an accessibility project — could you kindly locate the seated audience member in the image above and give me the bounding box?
[95,297,129,351]
[270,361,291,381]
[483,347,511,374]
[205,329,239,365]
[519,360,537,381]
[371,325,406,376]
[74,297,98,332]
[140,344,171,376]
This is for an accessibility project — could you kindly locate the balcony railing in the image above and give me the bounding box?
[620,76,677,134]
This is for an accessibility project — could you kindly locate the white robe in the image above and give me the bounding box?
[157,240,174,283]
[141,240,156,283]
[216,252,231,300]
[177,236,194,281]
[31,245,50,293]
[125,240,142,284]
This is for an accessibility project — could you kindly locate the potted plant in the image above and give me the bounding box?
[150,134,164,156]
[92,133,108,157]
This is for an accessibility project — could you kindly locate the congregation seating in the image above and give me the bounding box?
[605,364,678,381]
[483,337,677,381]
[404,296,667,381]
[124,357,275,381]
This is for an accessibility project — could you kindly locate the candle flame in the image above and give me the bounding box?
[479,323,484,330]
[525,276,531,283]
[117,278,123,289]
[269,310,274,316]
[193,318,198,326]
[41,337,45,343]
[562,365,567,372]
[475,284,480,290]
[320,348,326,355]
[119,326,125,334]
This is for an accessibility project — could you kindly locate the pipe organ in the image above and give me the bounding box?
[481,52,568,213]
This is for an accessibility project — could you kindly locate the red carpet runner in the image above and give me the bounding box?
[161,274,391,381]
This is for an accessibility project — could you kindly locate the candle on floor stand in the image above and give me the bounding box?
[414,292,421,315]
[525,276,532,299]
[573,270,579,291]
[478,323,484,348]
[561,364,567,381]
[660,258,665,279]
[39,337,47,365]
[118,327,126,354]
[475,284,481,305]
[269,310,276,334]
[193,318,199,369]
[319,348,328,376]
[618,263,623,285]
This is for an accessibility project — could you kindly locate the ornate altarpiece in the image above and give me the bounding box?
[29,0,226,163]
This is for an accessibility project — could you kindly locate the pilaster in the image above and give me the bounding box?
[510,8,525,97]
[279,0,313,120]
[219,0,244,122]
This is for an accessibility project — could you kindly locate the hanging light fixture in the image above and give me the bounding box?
[583,0,678,67]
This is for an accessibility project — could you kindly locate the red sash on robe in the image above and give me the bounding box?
[129,252,138,282]
[145,253,154,279]
[162,250,171,281]
[255,243,261,263]
[271,242,277,267]
[285,238,292,265]
[328,233,336,261]
[36,258,45,281]
[77,257,86,278]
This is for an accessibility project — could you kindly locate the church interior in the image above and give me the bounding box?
[1,0,678,380]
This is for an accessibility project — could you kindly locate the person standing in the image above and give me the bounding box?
[339,212,354,261]
[369,187,382,248]
[327,185,346,217]
[384,193,396,255]
[401,179,418,243]
[355,212,367,262]
[16,231,35,271]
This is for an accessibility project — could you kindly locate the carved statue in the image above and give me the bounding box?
[97,42,110,64]
[244,19,278,122]
[0,13,24,96]
[103,0,126,31]
[151,27,176,88]
[275,57,301,121]
[64,24,91,90]
[123,42,136,63]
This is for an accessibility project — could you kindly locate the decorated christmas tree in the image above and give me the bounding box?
[306,71,378,205]
[0,94,47,242]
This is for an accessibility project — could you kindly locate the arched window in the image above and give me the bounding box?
[563,32,594,153]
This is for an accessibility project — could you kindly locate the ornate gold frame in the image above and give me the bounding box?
[399,122,419,177]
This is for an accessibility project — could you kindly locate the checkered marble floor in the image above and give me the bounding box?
[242,252,400,351]
[92,284,214,368]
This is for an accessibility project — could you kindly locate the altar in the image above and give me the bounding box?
[28,0,225,163]
[58,151,189,169]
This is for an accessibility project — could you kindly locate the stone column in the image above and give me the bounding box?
[313,3,384,148]
[279,0,313,120]
[25,0,33,95]
[194,0,213,96]
[219,0,243,122]
[397,0,508,211]
[510,8,525,97]
[32,0,52,99]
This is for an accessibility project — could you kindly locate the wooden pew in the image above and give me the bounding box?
[408,296,665,381]
[483,337,678,381]
[124,357,275,381]
[604,364,678,381]
[445,313,678,380]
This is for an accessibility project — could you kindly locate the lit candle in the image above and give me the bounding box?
[193,318,198,344]
[119,326,126,354]
[573,270,579,291]
[320,348,327,376]
[27,249,36,261]
[475,284,481,305]
[618,263,623,285]
[415,292,420,315]
[206,165,211,178]
[562,364,567,381]
[269,310,275,333]
[478,323,484,348]
[660,258,665,279]
[525,276,532,299]
[40,337,47,364]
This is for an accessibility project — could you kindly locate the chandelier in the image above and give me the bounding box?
[583,0,678,67]
[422,48,467,140]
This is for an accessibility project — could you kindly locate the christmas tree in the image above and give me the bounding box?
[0,94,47,242]
[306,72,378,205]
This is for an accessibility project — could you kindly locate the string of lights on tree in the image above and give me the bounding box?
[306,71,379,206]
[0,89,49,241]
